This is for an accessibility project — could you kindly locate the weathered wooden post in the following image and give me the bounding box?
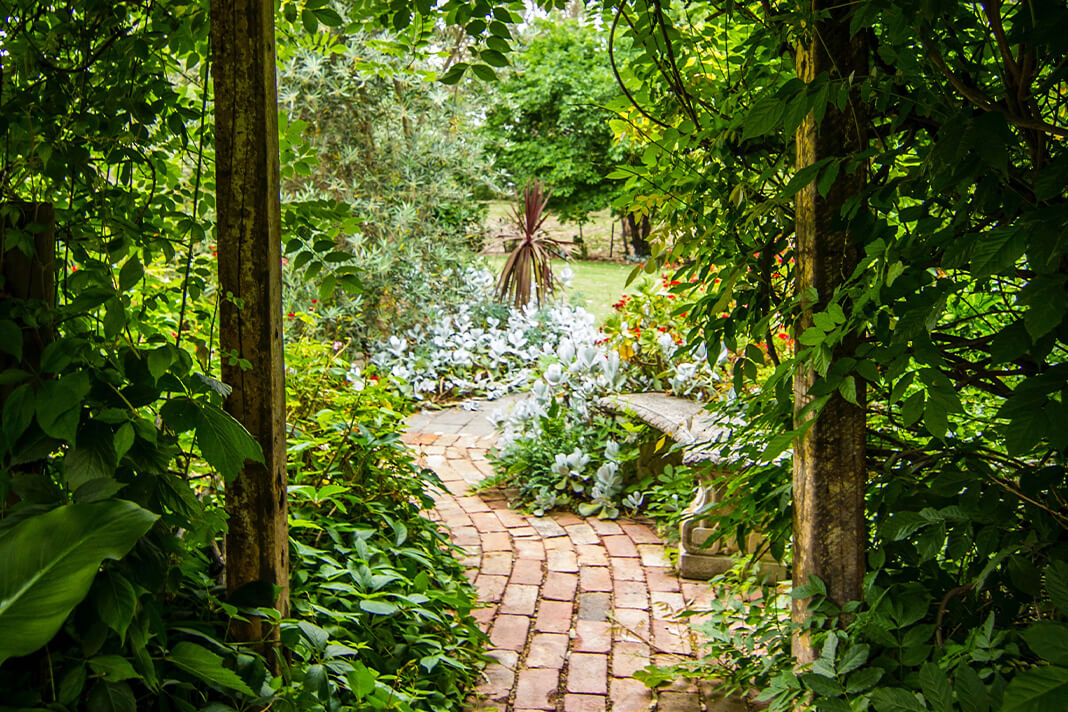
[792,1,868,662]
[210,0,289,659]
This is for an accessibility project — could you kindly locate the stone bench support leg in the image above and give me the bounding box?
[677,484,788,581]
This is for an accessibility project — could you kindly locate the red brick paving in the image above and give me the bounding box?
[407,412,713,712]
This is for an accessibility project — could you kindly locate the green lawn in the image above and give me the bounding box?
[480,256,639,324]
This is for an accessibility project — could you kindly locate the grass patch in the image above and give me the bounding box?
[480,256,638,324]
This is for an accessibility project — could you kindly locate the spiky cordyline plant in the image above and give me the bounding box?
[496,179,567,308]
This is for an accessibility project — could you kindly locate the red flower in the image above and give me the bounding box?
[287,312,295,319]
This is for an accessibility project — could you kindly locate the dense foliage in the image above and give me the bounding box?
[604,0,1068,708]
[0,3,484,710]
[278,27,494,345]
[481,17,625,224]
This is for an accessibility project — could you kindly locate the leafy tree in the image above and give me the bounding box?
[609,0,1068,703]
[481,17,626,226]
[277,27,496,344]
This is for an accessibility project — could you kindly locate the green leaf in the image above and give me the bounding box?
[439,62,468,85]
[869,687,927,712]
[88,655,140,682]
[1022,275,1067,340]
[954,665,990,712]
[838,376,858,405]
[1046,561,1068,616]
[920,662,954,712]
[160,397,199,433]
[58,664,86,705]
[359,599,399,615]
[168,642,254,696]
[301,8,318,34]
[924,399,948,440]
[65,443,113,490]
[838,644,869,675]
[480,49,508,67]
[314,7,343,26]
[0,501,158,665]
[147,347,173,382]
[118,257,144,291]
[114,423,135,462]
[0,320,23,361]
[782,158,832,198]
[87,680,136,712]
[799,327,825,346]
[36,377,88,443]
[1002,666,1068,712]
[93,572,138,645]
[3,383,36,441]
[970,227,1026,278]
[742,97,785,140]
[1022,622,1068,665]
[470,63,498,81]
[195,402,264,481]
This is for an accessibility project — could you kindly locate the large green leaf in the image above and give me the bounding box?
[0,500,158,666]
[168,641,255,696]
[1002,666,1068,712]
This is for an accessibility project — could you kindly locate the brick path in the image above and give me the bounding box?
[402,399,723,712]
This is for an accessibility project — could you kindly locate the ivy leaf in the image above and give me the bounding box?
[168,642,255,696]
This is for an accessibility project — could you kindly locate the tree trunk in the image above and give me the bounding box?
[0,202,55,509]
[791,1,868,662]
[626,213,651,257]
[210,0,289,662]
[0,202,54,373]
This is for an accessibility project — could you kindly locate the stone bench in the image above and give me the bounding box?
[597,393,787,581]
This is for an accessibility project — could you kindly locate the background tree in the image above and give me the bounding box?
[481,17,626,228]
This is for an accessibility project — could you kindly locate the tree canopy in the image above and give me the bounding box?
[481,17,625,223]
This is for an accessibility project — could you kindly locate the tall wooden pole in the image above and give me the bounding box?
[792,1,868,662]
[210,0,289,657]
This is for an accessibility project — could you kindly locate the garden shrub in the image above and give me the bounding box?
[282,337,485,712]
[367,266,600,402]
